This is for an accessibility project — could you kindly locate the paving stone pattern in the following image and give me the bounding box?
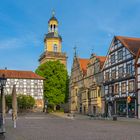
[0,112,140,140]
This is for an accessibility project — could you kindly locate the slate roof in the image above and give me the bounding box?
[116,36,140,56]
[0,70,45,80]
[44,32,62,41]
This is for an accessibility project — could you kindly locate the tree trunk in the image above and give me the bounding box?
[53,105,56,111]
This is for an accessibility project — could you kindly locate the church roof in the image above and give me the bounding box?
[115,36,140,56]
[44,32,62,41]
[78,58,89,75]
[0,69,45,80]
[48,16,58,23]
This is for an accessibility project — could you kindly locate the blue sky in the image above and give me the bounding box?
[0,0,140,73]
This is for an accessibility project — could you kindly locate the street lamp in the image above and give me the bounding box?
[0,74,7,135]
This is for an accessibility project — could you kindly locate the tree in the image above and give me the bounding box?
[35,60,69,110]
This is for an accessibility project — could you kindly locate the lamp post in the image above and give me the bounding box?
[0,74,7,134]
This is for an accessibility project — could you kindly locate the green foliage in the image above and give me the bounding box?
[5,94,12,108]
[5,94,35,110]
[17,94,35,109]
[35,60,69,109]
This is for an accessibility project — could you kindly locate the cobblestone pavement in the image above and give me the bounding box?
[0,112,140,140]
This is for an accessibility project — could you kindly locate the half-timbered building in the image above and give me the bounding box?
[0,69,44,108]
[103,36,140,118]
[135,49,140,119]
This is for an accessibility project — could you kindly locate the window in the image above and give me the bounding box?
[75,88,78,96]
[98,88,101,97]
[53,44,57,52]
[118,49,123,61]
[111,54,115,64]
[121,82,126,93]
[114,84,119,94]
[109,85,114,95]
[118,66,124,77]
[126,63,132,76]
[111,70,116,79]
[105,72,109,81]
[128,81,134,92]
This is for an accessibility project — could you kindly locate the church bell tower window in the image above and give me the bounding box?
[53,44,57,52]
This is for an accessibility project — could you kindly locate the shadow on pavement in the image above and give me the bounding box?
[0,134,5,140]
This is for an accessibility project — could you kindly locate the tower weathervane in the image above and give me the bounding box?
[52,9,55,17]
[74,46,77,57]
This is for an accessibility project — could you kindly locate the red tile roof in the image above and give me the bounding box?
[96,56,106,68]
[116,36,140,56]
[78,58,89,75]
[0,70,45,80]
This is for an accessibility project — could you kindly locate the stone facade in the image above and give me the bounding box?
[69,54,106,115]
[69,57,89,113]
[86,54,106,115]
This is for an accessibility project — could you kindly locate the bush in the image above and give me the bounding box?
[5,95,12,109]
[5,94,35,110]
[17,94,35,110]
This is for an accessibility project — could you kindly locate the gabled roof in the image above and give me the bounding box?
[0,70,45,80]
[116,36,140,56]
[135,48,140,65]
[96,56,106,68]
[78,58,89,75]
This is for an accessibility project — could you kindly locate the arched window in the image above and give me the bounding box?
[51,25,52,30]
[53,44,57,52]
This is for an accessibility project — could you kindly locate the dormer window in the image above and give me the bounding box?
[53,44,57,52]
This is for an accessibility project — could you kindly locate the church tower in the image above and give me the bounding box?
[39,11,67,67]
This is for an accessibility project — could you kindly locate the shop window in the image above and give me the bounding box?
[128,81,134,92]
[121,82,126,93]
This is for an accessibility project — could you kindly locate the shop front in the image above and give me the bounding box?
[115,97,136,117]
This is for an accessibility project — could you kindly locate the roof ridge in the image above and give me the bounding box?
[116,36,140,40]
[0,69,33,72]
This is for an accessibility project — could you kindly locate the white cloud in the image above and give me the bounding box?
[0,33,41,49]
